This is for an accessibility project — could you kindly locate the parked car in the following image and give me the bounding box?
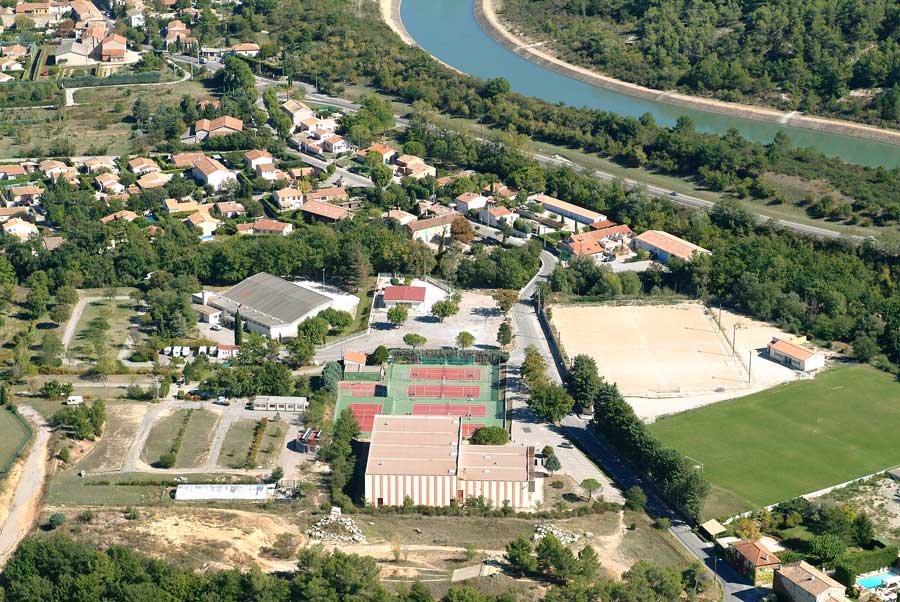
[558,442,574,449]
[211,324,222,331]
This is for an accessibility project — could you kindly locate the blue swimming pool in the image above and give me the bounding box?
[857,570,900,589]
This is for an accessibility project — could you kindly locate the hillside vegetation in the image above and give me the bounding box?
[502,0,900,128]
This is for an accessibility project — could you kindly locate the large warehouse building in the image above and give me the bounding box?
[364,415,539,509]
[193,272,334,339]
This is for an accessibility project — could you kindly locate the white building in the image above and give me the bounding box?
[632,230,711,263]
[766,338,825,372]
[192,156,236,190]
[364,415,538,509]
[455,192,488,214]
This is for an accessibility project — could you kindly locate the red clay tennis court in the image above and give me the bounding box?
[349,403,383,432]
[340,382,380,397]
[461,423,486,437]
[407,384,481,398]
[409,367,482,381]
[412,404,487,417]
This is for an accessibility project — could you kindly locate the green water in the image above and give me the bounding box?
[401,0,900,167]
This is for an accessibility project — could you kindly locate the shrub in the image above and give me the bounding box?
[47,512,66,529]
[78,510,94,524]
[624,486,647,511]
[156,452,176,469]
[551,480,564,489]
[653,517,671,530]
[470,426,508,445]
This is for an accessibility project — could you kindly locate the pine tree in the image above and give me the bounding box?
[234,311,243,346]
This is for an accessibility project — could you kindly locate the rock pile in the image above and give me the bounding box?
[307,514,367,543]
[532,523,579,545]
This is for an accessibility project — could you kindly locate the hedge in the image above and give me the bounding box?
[59,71,162,88]
[834,544,899,585]
[387,348,510,364]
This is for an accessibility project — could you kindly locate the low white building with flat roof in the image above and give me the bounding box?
[364,415,538,509]
[175,483,275,501]
[252,396,308,412]
[766,338,825,372]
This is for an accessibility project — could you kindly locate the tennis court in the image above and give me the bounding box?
[334,360,505,435]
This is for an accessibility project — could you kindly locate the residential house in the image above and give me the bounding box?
[231,42,259,57]
[100,209,137,224]
[254,161,283,181]
[38,159,68,178]
[729,540,780,586]
[632,230,711,263]
[301,139,323,155]
[395,154,435,180]
[299,199,350,222]
[127,8,144,27]
[766,338,826,372]
[0,164,26,180]
[164,19,192,46]
[14,2,50,15]
[8,185,44,205]
[559,224,634,261]
[406,212,460,244]
[53,41,92,66]
[0,58,22,71]
[42,236,64,252]
[193,116,243,141]
[287,166,317,182]
[98,34,126,62]
[382,285,426,309]
[383,209,417,226]
[137,171,171,189]
[128,157,161,175]
[81,157,116,173]
[305,187,347,204]
[774,561,851,602]
[0,207,29,223]
[455,192,488,214]
[479,205,518,228]
[191,156,236,190]
[243,149,272,170]
[323,135,349,154]
[164,198,201,214]
[2,45,27,60]
[171,151,206,169]
[270,188,303,212]
[95,172,124,194]
[361,143,397,164]
[2,217,37,241]
[247,217,292,236]
[183,212,220,240]
[281,99,314,128]
[0,75,14,84]
[483,182,517,200]
[213,201,246,218]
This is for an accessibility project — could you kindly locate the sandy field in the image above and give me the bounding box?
[552,303,747,397]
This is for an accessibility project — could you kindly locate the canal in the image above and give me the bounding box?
[400,0,900,168]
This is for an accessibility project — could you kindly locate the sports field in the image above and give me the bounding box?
[649,364,900,520]
[551,303,747,397]
[334,361,504,435]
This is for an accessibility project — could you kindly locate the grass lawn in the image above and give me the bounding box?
[70,298,139,364]
[649,364,900,519]
[45,472,174,506]
[175,410,220,468]
[141,409,191,467]
[217,419,257,469]
[255,421,285,469]
[0,408,31,478]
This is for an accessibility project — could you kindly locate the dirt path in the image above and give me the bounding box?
[0,406,50,567]
[61,295,131,360]
[477,0,900,146]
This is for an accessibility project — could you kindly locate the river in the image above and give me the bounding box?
[400,0,900,168]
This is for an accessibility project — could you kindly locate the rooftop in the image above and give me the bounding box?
[635,230,711,260]
[777,561,846,597]
[300,199,350,220]
[383,285,426,303]
[533,194,605,222]
[768,338,819,361]
[209,272,332,328]
[731,540,780,568]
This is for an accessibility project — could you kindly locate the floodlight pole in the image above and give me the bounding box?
[747,351,753,384]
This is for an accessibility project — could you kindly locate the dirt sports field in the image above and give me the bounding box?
[551,303,800,399]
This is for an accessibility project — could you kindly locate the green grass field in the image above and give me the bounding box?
[0,408,31,478]
[141,409,190,467]
[649,364,900,519]
[217,419,257,469]
[175,410,219,468]
[70,298,139,364]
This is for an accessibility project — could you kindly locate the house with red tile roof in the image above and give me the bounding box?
[193,116,243,141]
[299,200,350,222]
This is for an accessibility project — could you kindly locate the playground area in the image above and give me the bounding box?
[334,360,505,436]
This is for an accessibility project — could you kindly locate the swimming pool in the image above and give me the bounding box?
[857,570,900,589]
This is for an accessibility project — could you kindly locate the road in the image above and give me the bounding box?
[0,406,50,568]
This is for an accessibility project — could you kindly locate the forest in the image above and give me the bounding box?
[502,0,900,128]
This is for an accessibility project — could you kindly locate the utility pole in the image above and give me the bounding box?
[747,351,753,384]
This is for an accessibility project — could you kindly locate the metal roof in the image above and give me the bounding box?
[174,483,275,501]
[211,273,332,328]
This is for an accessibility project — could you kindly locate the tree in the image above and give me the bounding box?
[496,320,513,348]
[387,304,409,327]
[470,426,509,445]
[38,332,63,368]
[569,354,601,410]
[456,331,475,350]
[528,382,573,422]
[49,304,71,326]
[577,545,601,581]
[852,512,875,547]
[544,454,562,476]
[535,533,577,581]
[624,486,647,511]
[47,513,66,530]
[852,334,879,362]
[298,316,329,344]
[233,311,243,346]
[157,451,176,468]
[492,289,519,314]
[734,518,761,541]
[431,300,459,322]
[369,345,389,365]
[40,380,73,400]
[269,466,284,483]
[322,361,343,392]
[580,478,602,499]
[504,536,537,575]
[25,285,49,319]
[810,534,846,566]
[403,333,427,349]
[451,217,474,243]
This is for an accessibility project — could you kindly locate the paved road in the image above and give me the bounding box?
[0,406,50,568]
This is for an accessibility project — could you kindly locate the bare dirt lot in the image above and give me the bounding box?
[551,303,802,411]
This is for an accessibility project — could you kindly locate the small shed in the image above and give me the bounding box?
[700,518,727,540]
